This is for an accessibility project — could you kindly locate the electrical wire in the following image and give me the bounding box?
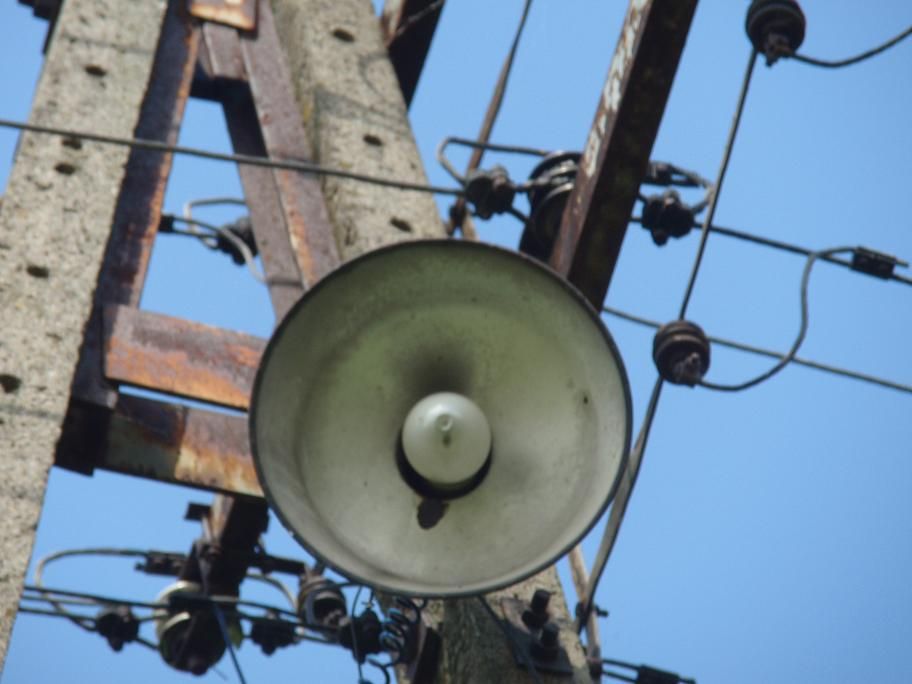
[792,24,912,68]
[476,595,543,684]
[33,548,152,633]
[602,305,912,396]
[447,0,534,236]
[0,117,463,196]
[576,378,663,634]
[630,216,912,288]
[349,585,366,684]
[183,196,246,220]
[697,246,861,391]
[435,136,549,183]
[577,48,761,635]
[211,601,248,684]
[167,215,266,283]
[678,49,759,319]
[244,572,297,611]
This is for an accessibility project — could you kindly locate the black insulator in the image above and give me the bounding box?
[215,216,258,265]
[520,151,580,262]
[653,321,710,387]
[95,605,139,652]
[250,614,297,656]
[746,0,806,65]
[298,571,347,631]
[337,609,384,663]
[464,165,516,220]
[640,190,695,246]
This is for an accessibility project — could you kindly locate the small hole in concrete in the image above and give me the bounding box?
[332,28,355,42]
[0,374,22,394]
[363,134,383,147]
[84,64,107,77]
[61,137,83,150]
[26,264,50,279]
[390,217,413,233]
[54,162,77,175]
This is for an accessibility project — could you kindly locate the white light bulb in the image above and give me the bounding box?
[402,392,492,489]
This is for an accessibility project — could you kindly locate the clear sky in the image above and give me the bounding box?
[1,1,911,683]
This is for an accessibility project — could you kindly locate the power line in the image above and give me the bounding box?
[577,49,760,635]
[792,23,912,68]
[679,49,759,319]
[602,306,912,396]
[698,246,853,392]
[0,117,463,196]
[631,216,912,288]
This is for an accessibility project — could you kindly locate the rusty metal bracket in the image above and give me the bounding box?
[499,597,574,677]
[188,0,257,32]
[549,0,697,308]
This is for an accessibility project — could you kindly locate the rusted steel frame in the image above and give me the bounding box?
[189,0,257,32]
[380,0,445,107]
[182,495,270,596]
[198,23,303,317]
[61,394,262,497]
[239,0,340,291]
[103,305,265,410]
[549,0,697,308]
[58,1,200,474]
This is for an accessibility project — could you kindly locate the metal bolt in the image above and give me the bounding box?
[522,588,551,629]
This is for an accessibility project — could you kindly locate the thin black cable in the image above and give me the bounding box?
[211,602,247,684]
[697,247,853,392]
[579,50,760,636]
[601,306,912,396]
[468,0,534,171]
[476,596,543,684]
[792,24,912,68]
[678,49,759,319]
[0,117,462,196]
[632,216,912,288]
[576,377,664,634]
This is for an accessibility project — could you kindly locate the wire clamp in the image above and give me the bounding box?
[851,246,907,279]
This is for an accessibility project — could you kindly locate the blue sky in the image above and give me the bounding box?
[2,1,911,683]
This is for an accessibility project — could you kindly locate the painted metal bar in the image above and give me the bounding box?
[549,0,697,308]
[103,305,264,410]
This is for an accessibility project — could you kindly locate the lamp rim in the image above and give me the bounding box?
[249,238,632,598]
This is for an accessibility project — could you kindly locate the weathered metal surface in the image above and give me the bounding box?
[85,394,263,497]
[103,305,265,410]
[240,0,341,289]
[380,0,445,106]
[69,3,200,412]
[199,23,307,317]
[0,0,172,665]
[549,0,697,308]
[189,0,257,31]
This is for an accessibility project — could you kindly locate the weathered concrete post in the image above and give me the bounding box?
[0,0,171,663]
[270,1,590,680]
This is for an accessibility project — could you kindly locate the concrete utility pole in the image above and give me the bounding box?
[0,0,695,680]
[270,1,590,680]
[0,0,170,662]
